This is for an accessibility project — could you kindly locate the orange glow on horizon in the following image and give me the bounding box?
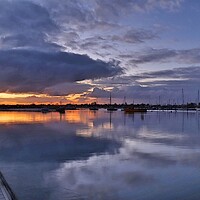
[0,92,98,105]
[0,92,35,99]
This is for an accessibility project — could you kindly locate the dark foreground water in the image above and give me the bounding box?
[0,110,200,200]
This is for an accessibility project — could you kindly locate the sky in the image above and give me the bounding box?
[0,0,200,104]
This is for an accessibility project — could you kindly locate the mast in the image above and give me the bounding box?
[198,90,199,106]
[110,92,111,105]
[182,88,184,105]
[123,96,126,104]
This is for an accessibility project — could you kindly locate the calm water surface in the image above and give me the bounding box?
[0,110,200,200]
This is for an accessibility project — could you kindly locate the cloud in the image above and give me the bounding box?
[44,82,91,96]
[142,66,200,79]
[112,29,158,43]
[0,0,125,97]
[0,1,55,33]
[94,0,184,21]
[89,88,110,98]
[0,0,58,50]
[130,48,200,66]
[88,66,200,103]
[0,0,184,54]
[0,49,122,93]
[0,0,189,103]
[29,0,182,53]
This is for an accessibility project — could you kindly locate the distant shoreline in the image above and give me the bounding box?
[0,103,198,112]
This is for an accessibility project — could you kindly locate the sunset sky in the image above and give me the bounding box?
[0,0,200,104]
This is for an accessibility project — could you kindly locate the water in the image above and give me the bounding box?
[0,110,200,200]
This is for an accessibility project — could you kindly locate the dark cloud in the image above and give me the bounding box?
[143,66,200,79]
[131,48,200,65]
[89,88,110,98]
[44,82,92,96]
[0,0,126,97]
[0,49,122,93]
[1,33,61,51]
[131,49,177,64]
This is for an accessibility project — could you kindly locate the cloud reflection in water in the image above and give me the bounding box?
[1,110,200,200]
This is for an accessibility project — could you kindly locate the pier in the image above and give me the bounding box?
[0,172,17,200]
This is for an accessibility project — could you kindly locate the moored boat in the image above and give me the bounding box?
[124,107,147,113]
[89,107,99,111]
[65,106,77,110]
[41,108,50,113]
[56,107,65,114]
[107,92,117,111]
[107,107,118,111]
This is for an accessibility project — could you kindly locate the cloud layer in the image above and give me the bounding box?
[88,66,200,104]
[1,0,199,103]
[0,49,121,93]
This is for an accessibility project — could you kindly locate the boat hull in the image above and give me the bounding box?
[89,107,99,111]
[124,108,147,113]
[107,108,118,111]
[56,107,65,114]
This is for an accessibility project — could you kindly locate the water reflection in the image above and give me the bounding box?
[0,110,100,125]
[0,110,200,200]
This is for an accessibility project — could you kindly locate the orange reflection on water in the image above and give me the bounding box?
[0,112,57,124]
[0,110,100,125]
[65,110,99,126]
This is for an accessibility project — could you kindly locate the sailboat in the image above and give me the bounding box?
[124,99,147,113]
[121,96,126,111]
[56,100,65,114]
[196,89,200,111]
[89,99,99,110]
[124,107,147,113]
[56,107,65,114]
[107,92,117,111]
[89,106,99,111]
[41,107,50,113]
